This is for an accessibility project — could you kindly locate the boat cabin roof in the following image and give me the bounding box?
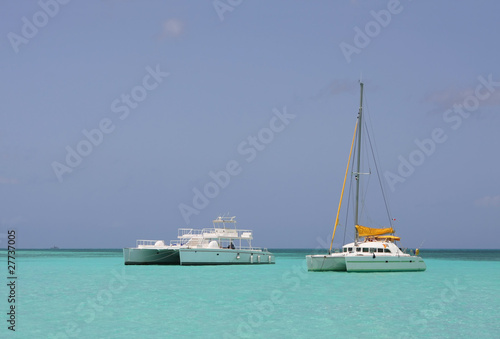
[340,237,405,254]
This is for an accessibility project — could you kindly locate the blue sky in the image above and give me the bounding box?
[1,0,499,249]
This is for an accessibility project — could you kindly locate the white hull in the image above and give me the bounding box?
[345,255,426,272]
[307,252,426,272]
[306,254,346,271]
[123,248,180,265]
[179,248,275,265]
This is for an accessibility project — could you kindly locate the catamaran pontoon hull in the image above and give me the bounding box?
[179,248,275,265]
[306,251,426,272]
[123,248,180,265]
[344,255,426,272]
[306,254,346,271]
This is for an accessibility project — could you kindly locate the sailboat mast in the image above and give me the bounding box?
[354,82,364,244]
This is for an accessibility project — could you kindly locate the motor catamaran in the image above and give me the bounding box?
[306,82,426,272]
[124,216,275,265]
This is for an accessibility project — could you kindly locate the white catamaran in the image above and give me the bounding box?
[124,216,275,265]
[306,82,426,272]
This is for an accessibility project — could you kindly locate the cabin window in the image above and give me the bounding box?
[384,249,391,253]
[377,248,383,253]
[370,248,375,253]
[348,247,353,252]
[356,247,361,252]
[363,248,369,253]
[343,248,347,252]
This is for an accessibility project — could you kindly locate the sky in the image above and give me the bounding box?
[1,0,499,249]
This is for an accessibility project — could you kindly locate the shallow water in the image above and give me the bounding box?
[1,249,499,338]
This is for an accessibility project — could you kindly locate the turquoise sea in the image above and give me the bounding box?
[1,249,500,338]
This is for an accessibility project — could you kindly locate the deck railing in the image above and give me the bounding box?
[136,239,166,248]
[135,226,265,250]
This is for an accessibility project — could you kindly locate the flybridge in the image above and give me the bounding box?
[213,216,237,224]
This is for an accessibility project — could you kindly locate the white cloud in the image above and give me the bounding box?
[0,176,17,184]
[424,83,500,112]
[160,19,184,39]
[311,79,361,101]
[475,195,500,207]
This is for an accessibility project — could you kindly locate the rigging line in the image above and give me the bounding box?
[364,92,394,228]
[329,119,358,253]
[365,119,394,229]
[342,137,357,246]
[363,121,372,173]
[364,93,384,171]
[343,163,354,246]
[358,121,371,224]
[360,165,371,221]
[341,131,357,247]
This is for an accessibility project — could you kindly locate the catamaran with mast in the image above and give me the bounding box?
[306,82,426,272]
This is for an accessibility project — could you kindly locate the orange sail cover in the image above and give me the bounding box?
[375,235,401,241]
[355,225,394,237]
